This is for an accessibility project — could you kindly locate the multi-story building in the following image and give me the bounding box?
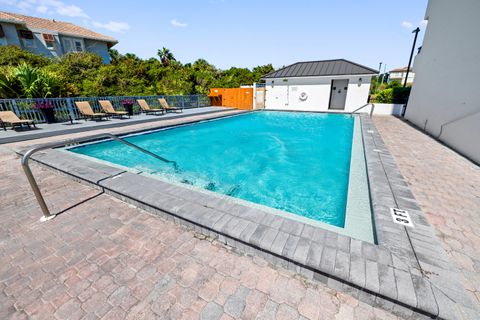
[0,11,117,63]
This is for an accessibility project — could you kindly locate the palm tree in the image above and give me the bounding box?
[157,47,175,66]
[14,63,40,98]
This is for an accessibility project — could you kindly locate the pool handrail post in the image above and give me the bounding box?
[21,133,179,221]
[21,149,55,221]
[349,103,374,117]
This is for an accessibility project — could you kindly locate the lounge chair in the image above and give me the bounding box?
[158,98,183,113]
[137,99,164,115]
[75,101,109,121]
[99,100,129,119]
[0,111,36,131]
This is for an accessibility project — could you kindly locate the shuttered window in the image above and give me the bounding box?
[42,33,55,49]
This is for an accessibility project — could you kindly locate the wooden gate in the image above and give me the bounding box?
[209,88,253,110]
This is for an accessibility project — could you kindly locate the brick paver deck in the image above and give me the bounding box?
[373,116,480,307]
[0,112,401,319]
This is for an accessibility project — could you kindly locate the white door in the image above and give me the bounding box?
[265,84,289,108]
[329,79,349,110]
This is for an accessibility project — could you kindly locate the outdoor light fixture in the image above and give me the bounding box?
[358,77,363,86]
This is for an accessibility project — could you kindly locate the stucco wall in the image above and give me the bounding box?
[364,103,404,116]
[1,23,21,46]
[405,0,480,163]
[30,29,62,58]
[264,75,371,112]
[84,39,111,63]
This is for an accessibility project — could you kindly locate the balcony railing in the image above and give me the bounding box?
[0,95,210,123]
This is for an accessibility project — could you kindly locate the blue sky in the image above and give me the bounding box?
[1,0,428,71]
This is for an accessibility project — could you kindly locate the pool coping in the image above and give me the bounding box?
[65,113,374,243]
[16,113,479,319]
[0,106,235,145]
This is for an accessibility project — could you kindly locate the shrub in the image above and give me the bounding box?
[0,63,61,98]
[375,86,412,104]
[0,45,51,67]
[376,88,393,103]
[0,67,20,98]
[392,86,411,104]
[387,80,402,88]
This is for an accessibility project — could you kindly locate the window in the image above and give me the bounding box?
[62,38,84,53]
[0,25,4,38]
[74,40,83,52]
[19,29,33,39]
[19,29,35,48]
[42,33,55,49]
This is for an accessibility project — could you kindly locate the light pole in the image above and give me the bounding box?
[404,27,420,87]
[375,62,382,92]
[380,63,387,86]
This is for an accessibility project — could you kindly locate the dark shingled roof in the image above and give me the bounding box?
[262,59,378,79]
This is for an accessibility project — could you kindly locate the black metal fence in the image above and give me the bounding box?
[0,95,210,123]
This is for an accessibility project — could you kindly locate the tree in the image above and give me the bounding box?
[252,64,274,81]
[0,46,280,98]
[108,48,121,63]
[157,47,175,66]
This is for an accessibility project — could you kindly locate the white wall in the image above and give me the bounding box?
[264,75,372,112]
[405,0,480,163]
[363,103,405,116]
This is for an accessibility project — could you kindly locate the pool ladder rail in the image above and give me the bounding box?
[21,133,179,222]
[349,103,375,118]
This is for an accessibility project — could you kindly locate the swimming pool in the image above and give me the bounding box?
[69,111,366,229]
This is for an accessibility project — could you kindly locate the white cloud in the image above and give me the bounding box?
[54,3,88,18]
[2,0,132,34]
[36,5,49,13]
[171,19,188,28]
[2,0,89,18]
[401,21,413,29]
[92,21,130,33]
[420,20,428,27]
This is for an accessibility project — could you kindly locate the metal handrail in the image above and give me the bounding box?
[21,133,179,221]
[349,103,375,118]
[437,108,480,138]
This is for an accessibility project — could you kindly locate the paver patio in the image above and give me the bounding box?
[0,112,478,319]
[373,116,480,307]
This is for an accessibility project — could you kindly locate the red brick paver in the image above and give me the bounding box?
[374,116,480,305]
[0,113,401,319]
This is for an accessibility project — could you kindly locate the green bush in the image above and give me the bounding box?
[392,86,411,104]
[0,63,60,98]
[387,80,402,88]
[376,88,393,103]
[375,86,411,104]
[0,46,51,67]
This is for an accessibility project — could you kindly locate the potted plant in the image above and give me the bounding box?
[33,99,56,123]
[121,98,135,116]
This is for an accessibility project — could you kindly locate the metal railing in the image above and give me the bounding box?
[437,108,480,138]
[0,95,210,124]
[350,103,375,118]
[21,133,178,221]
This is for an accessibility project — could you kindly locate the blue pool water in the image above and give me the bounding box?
[69,112,355,227]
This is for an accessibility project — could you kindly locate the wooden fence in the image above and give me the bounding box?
[209,88,253,110]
